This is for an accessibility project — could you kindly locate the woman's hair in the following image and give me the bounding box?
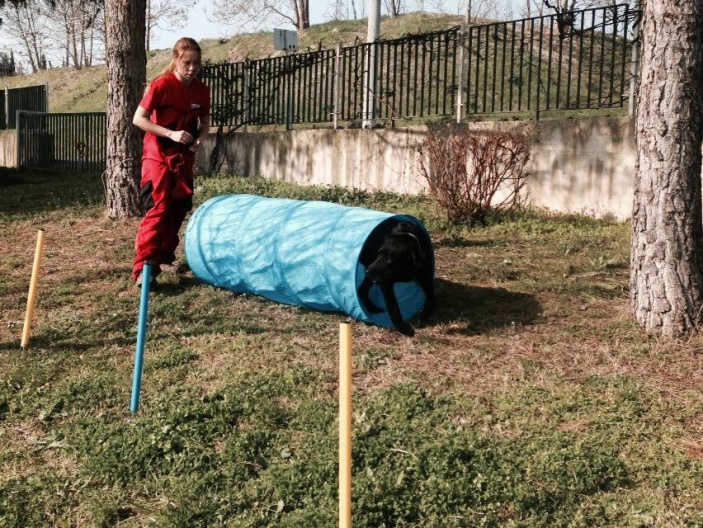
[148,37,202,86]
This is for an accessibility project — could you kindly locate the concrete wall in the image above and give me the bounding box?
[1,116,635,219]
[197,116,636,220]
[527,117,635,219]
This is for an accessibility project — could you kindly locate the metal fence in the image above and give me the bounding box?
[464,5,637,117]
[13,4,639,172]
[17,111,106,172]
[2,84,48,129]
[202,3,639,128]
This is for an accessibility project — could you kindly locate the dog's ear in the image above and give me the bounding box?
[410,247,423,273]
[396,221,414,233]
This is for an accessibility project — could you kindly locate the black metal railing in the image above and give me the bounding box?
[17,111,106,172]
[464,5,637,116]
[12,5,639,172]
[202,3,638,127]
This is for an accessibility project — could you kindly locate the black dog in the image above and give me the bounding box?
[358,221,435,337]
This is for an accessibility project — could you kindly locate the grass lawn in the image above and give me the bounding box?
[1,168,702,527]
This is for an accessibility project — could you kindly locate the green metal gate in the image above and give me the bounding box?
[3,84,48,129]
[17,111,106,172]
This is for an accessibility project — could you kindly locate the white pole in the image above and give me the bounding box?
[286,51,293,131]
[628,21,639,117]
[457,24,467,123]
[362,0,381,128]
[334,43,342,130]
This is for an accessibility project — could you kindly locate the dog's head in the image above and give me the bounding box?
[365,222,426,283]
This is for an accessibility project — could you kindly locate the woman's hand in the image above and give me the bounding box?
[168,129,194,145]
[188,139,202,153]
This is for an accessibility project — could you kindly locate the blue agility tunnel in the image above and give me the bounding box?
[184,194,433,329]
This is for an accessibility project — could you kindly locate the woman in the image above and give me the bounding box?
[131,37,211,286]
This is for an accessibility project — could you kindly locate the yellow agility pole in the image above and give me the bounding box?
[21,229,46,349]
[339,322,352,528]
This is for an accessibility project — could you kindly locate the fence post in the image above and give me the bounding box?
[0,85,10,130]
[15,110,21,168]
[44,82,49,112]
[363,0,381,128]
[333,43,342,130]
[456,25,467,124]
[628,18,639,117]
[362,42,378,128]
[535,16,545,121]
[285,52,293,131]
[243,62,250,133]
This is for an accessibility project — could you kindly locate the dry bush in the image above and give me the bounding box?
[416,128,532,225]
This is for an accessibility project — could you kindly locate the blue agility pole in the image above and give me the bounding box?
[130,262,152,413]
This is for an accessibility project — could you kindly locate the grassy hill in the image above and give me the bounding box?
[1,12,464,114]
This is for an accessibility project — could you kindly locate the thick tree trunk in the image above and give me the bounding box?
[631,0,703,336]
[104,0,146,218]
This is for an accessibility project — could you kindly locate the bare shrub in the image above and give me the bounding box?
[416,128,532,225]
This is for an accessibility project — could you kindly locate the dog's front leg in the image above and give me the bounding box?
[416,274,436,321]
[358,276,383,314]
[380,282,415,337]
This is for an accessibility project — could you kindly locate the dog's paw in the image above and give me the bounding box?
[364,303,384,314]
[418,303,435,321]
[398,324,415,337]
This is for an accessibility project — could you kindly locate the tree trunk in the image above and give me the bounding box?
[104,0,146,218]
[299,0,309,29]
[145,0,151,52]
[631,0,703,336]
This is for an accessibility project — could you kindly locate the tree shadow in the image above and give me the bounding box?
[433,237,494,249]
[0,169,105,218]
[150,276,202,296]
[0,173,27,187]
[421,277,542,335]
[0,277,542,353]
[0,168,59,186]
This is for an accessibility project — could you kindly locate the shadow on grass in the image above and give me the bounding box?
[0,167,61,186]
[0,168,105,218]
[0,277,541,353]
[0,339,23,353]
[149,276,201,296]
[0,170,27,187]
[433,237,494,249]
[427,277,541,335]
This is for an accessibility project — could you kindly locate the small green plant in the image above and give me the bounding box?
[416,127,532,225]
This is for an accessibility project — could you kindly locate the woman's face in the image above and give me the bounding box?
[174,49,201,85]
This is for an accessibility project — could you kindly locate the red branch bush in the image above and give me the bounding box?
[416,128,532,225]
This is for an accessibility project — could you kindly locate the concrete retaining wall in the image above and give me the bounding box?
[197,116,636,220]
[2,116,636,219]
